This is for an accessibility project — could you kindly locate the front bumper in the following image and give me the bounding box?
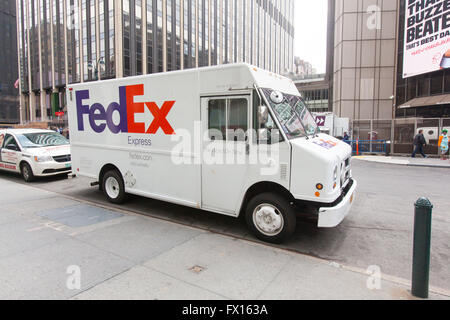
[317,179,357,228]
[33,161,72,176]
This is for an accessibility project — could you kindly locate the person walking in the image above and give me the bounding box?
[438,129,449,160]
[343,132,350,141]
[412,130,428,158]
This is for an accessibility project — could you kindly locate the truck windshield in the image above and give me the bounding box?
[16,132,69,148]
[260,88,318,139]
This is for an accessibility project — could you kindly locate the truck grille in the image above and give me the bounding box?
[341,157,351,189]
[53,155,71,163]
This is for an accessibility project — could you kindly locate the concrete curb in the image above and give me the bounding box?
[405,163,450,169]
[353,157,450,169]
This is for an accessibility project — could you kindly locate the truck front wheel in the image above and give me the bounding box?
[245,192,296,244]
[102,170,126,204]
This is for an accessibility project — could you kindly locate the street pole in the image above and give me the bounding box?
[411,197,433,299]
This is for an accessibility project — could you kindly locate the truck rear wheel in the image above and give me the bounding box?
[102,170,126,204]
[245,192,296,244]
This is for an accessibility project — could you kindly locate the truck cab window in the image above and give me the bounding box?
[253,90,283,144]
[208,99,227,140]
[208,98,249,142]
[227,98,248,142]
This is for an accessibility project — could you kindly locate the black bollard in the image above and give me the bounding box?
[411,197,433,299]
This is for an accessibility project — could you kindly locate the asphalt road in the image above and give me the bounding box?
[0,159,449,291]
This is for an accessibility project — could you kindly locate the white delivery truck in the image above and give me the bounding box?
[67,64,356,243]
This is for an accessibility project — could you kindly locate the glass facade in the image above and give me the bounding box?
[0,0,19,123]
[301,89,329,113]
[16,0,294,122]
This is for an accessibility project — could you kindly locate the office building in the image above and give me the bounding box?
[0,0,20,124]
[16,0,295,123]
[331,0,398,121]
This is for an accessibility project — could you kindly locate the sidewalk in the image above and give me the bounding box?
[354,155,450,169]
[0,177,448,300]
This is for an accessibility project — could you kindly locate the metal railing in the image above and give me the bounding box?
[347,140,387,155]
[351,118,450,156]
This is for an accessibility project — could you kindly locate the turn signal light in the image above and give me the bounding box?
[316,183,324,190]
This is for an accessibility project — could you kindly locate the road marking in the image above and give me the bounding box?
[27,221,66,232]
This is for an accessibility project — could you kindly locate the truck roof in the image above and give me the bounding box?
[67,63,299,96]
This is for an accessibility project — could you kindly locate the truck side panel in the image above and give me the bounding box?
[68,71,202,208]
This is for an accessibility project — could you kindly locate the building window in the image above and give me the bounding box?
[430,73,443,95]
[123,0,131,76]
[147,0,153,73]
[67,0,80,84]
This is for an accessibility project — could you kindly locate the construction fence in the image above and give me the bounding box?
[349,118,450,156]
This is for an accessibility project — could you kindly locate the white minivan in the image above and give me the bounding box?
[67,63,357,243]
[0,129,72,182]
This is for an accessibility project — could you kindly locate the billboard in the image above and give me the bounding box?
[403,0,450,78]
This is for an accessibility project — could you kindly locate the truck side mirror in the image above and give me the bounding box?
[258,105,269,126]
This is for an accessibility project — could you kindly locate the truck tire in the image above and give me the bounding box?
[21,162,35,182]
[102,170,126,204]
[245,192,296,244]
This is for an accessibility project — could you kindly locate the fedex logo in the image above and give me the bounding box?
[76,84,175,135]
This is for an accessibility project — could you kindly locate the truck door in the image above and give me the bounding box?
[201,95,250,214]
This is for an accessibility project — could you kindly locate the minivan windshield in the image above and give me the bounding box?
[260,88,318,139]
[16,132,69,148]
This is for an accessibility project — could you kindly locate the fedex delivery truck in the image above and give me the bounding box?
[67,64,356,243]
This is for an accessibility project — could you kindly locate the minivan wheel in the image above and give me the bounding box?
[245,192,296,244]
[102,170,126,204]
[21,162,35,182]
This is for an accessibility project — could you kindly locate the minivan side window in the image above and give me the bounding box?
[3,134,20,150]
[208,98,248,142]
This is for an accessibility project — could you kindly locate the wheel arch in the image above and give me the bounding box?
[19,159,32,172]
[238,181,294,217]
[99,163,122,190]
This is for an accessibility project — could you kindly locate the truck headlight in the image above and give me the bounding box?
[333,166,338,181]
[34,155,53,162]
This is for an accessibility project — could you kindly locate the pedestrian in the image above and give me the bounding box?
[343,132,351,146]
[412,130,428,158]
[344,132,350,141]
[438,129,449,160]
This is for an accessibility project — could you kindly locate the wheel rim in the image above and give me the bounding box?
[252,203,284,236]
[105,176,120,199]
[23,165,30,180]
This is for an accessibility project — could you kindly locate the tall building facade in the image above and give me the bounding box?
[0,0,20,124]
[16,0,295,123]
[331,0,399,120]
